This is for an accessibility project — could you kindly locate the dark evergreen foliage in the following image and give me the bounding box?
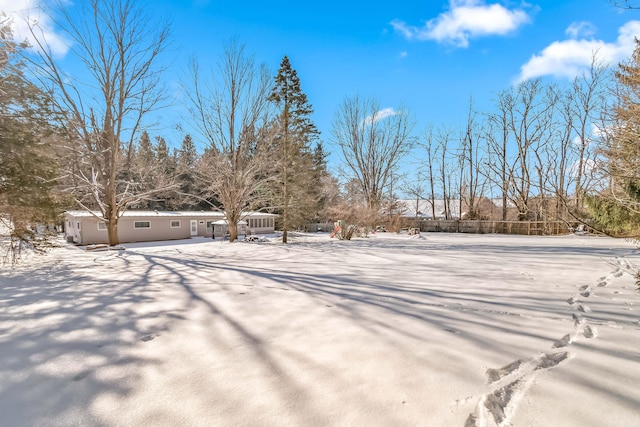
[0,22,61,254]
[268,56,323,242]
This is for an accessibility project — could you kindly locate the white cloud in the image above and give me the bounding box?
[363,108,397,126]
[399,51,408,59]
[517,20,640,82]
[391,0,531,48]
[1,0,70,57]
[566,21,597,39]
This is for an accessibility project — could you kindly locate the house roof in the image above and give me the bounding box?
[211,219,248,225]
[65,210,277,219]
[396,199,461,219]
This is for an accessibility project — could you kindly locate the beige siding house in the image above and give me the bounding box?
[65,210,277,245]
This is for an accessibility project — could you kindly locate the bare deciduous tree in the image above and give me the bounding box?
[610,0,640,8]
[185,40,272,242]
[484,90,513,220]
[458,98,486,219]
[332,95,415,221]
[436,126,455,219]
[419,124,438,220]
[504,79,556,220]
[26,0,172,245]
[569,56,609,210]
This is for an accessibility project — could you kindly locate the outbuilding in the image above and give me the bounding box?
[64,210,277,245]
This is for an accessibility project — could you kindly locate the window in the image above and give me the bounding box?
[98,221,107,230]
[170,220,181,228]
[134,221,151,229]
[77,222,81,230]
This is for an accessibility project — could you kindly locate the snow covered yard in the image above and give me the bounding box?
[1,232,640,426]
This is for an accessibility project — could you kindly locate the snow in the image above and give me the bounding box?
[1,232,640,426]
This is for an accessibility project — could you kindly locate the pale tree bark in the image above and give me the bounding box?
[505,79,556,220]
[185,40,272,242]
[419,124,438,220]
[435,126,454,219]
[458,98,486,219]
[332,95,415,221]
[484,90,512,220]
[547,87,575,220]
[570,56,609,211]
[25,0,171,245]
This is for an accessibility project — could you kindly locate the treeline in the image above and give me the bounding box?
[3,0,640,258]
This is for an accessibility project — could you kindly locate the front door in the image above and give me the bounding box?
[190,220,198,236]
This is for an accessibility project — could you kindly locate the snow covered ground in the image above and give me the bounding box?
[1,232,640,426]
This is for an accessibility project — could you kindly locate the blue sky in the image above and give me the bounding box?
[4,0,640,170]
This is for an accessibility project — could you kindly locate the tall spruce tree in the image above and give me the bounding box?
[175,134,202,209]
[131,130,156,208]
[269,56,320,243]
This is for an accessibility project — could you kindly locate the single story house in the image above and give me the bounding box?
[65,210,277,245]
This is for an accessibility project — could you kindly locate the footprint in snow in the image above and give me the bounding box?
[583,325,596,338]
[535,351,569,370]
[484,380,521,425]
[552,334,571,348]
[486,359,522,383]
[572,313,584,325]
[577,304,592,313]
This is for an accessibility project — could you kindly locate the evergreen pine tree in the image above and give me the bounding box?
[0,21,61,261]
[268,56,320,242]
[175,134,201,209]
[589,39,640,235]
[131,130,156,208]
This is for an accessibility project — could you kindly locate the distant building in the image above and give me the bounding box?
[397,199,462,220]
[64,210,277,245]
[397,197,518,221]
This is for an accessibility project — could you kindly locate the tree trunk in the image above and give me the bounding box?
[228,221,238,242]
[226,210,239,242]
[107,219,119,246]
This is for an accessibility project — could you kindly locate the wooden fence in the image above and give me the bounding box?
[416,220,579,236]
